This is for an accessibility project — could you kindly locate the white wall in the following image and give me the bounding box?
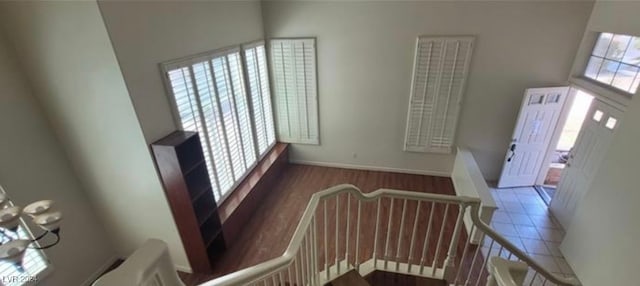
[561,2,640,285]
[0,32,115,285]
[0,2,190,270]
[262,1,592,178]
[98,0,265,143]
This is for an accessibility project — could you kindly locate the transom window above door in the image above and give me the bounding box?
[584,32,640,94]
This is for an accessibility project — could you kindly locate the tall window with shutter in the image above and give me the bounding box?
[162,43,275,203]
[404,36,475,154]
[270,38,319,145]
[244,42,276,154]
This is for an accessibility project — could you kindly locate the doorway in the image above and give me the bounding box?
[535,90,594,204]
[498,86,624,228]
[497,87,570,189]
[549,98,623,227]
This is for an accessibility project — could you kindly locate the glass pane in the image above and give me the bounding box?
[528,93,544,105]
[612,64,639,92]
[593,110,604,122]
[605,117,617,129]
[605,34,632,60]
[584,56,603,79]
[596,59,620,84]
[593,33,613,57]
[545,93,561,104]
[622,36,640,66]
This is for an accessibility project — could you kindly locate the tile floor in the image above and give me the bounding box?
[488,186,578,281]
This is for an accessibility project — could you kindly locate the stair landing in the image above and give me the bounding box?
[327,270,370,286]
[327,270,446,286]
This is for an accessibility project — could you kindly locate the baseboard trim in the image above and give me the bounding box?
[290,160,451,177]
[81,255,120,286]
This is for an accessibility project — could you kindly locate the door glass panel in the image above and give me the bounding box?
[545,93,561,104]
[605,117,618,129]
[593,110,604,122]
[528,93,544,105]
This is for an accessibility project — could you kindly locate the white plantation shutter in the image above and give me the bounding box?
[244,42,276,155]
[404,36,474,154]
[163,47,272,203]
[270,38,319,144]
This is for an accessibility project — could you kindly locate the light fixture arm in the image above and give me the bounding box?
[28,230,60,250]
[0,185,63,270]
[0,224,60,249]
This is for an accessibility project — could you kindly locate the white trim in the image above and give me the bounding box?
[80,255,119,286]
[242,40,266,50]
[162,46,242,71]
[289,160,450,177]
[568,76,629,111]
[174,264,193,274]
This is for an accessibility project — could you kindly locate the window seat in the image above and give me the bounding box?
[218,143,289,245]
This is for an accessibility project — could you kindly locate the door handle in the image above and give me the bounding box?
[507,143,517,162]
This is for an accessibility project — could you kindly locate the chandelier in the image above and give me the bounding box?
[0,186,62,271]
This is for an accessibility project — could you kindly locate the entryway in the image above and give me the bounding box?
[535,90,594,204]
[489,186,576,279]
[497,86,623,229]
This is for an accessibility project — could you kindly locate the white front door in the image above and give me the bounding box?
[550,99,622,228]
[497,87,569,188]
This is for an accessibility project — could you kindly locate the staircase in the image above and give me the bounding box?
[199,184,580,286]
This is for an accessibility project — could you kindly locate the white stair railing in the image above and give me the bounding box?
[456,203,581,286]
[200,184,580,286]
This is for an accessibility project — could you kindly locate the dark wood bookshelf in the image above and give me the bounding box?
[151,131,225,274]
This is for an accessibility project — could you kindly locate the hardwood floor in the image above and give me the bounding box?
[179,164,484,285]
[213,164,457,273]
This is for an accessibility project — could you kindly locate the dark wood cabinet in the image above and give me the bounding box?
[151,131,224,274]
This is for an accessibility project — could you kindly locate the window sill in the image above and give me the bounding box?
[218,143,289,245]
[569,76,633,110]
